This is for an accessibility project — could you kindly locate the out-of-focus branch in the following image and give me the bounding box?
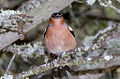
[98,0,120,13]
[0,0,27,9]
[12,24,120,79]
[85,14,120,22]
[0,0,75,50]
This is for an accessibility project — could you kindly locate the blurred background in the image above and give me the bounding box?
[0,0,120,79]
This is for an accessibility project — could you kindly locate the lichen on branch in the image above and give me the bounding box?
[0,10,32,34]
[5,23,119,79]
[5,42,45,58]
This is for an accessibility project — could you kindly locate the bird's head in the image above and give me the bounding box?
[50,13,64,25]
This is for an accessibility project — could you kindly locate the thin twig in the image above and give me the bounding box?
[6,52,16,74]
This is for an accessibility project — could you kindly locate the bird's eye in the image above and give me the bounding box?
[52,14,55,17]
[60,13,62,16]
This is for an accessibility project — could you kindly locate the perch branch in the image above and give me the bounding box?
[13,24,120,79]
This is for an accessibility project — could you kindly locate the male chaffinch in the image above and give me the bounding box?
[44,13,76,55]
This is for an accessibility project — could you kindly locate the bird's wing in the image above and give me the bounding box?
[44,24,52,38]
[67,26,75,37]
[44,28,47,38]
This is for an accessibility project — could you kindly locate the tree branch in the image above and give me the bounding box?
[85,14,120,22]
[12,23,120,79]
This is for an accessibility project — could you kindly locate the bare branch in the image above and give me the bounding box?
[5,53,16,74]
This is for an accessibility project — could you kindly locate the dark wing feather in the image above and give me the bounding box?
[44,24,52,38]
[44,27,48,38]
[67,26,75,37]
[44,28,47,38]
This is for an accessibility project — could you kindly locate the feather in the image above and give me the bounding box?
[67,26,75,37]
[44,24,52,38]
[44,28,47,38]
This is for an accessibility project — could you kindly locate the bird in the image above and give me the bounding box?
[44,13,76,56]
